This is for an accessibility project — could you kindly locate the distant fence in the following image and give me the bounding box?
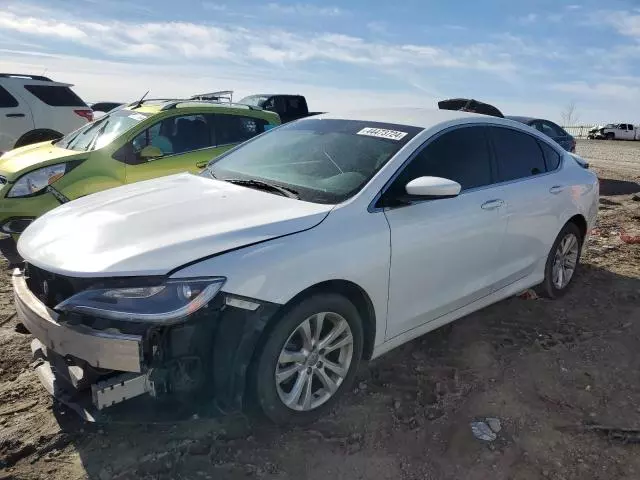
[561,125,598,138]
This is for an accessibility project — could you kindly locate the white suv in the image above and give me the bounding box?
[0,73,93,154]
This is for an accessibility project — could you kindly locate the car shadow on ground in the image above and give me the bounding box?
[42,262,640,480]
[598,177,639,196]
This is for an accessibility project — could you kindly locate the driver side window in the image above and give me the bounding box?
[388,126,493,200]
[131,114,214,163]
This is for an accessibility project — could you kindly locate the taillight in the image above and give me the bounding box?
[74,109,94,122]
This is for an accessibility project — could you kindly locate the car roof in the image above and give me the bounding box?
[130,100,278,118]
[316,107,496,129]
[505,115,537,124]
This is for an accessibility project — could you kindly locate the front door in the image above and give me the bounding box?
[384,125,506,339]
[125,113,218,183]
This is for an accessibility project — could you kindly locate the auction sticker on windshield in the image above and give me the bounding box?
[357,127,408,141]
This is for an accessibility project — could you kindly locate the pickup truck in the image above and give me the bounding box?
[588,123,639,140]
[238,94,323,123]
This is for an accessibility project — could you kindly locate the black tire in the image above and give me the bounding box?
[14,130,62,149]
[536,222,583,299]
[605,132,615,141]
[252,293,363,425]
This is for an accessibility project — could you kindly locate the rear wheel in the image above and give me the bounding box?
[252,293,363,425]
[536,222,583,299]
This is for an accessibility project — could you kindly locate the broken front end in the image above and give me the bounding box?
[12,264,278,421]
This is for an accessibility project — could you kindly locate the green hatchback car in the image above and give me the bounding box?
[0,100,280,239]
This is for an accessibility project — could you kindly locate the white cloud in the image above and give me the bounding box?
[0,10,516,75]
[366,21,387,35]
[202,2,227,12]
[517,13,538,25]
[600,11,640,38]
[265,3,344,17]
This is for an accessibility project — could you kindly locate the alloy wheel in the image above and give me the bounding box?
[552,233,579,289]
[275,312,354,411]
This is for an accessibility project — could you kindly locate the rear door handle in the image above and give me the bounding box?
[6,113,25,118]
[481,199,504,210]
[549,185,565,194]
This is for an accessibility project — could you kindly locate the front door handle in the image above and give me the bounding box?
[549,185,565,194]
[481,199,504,210]
[6,113,25,118]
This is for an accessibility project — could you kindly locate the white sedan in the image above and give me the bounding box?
[14,108,599,424]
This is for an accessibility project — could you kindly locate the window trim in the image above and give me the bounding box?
[369,123,497,212]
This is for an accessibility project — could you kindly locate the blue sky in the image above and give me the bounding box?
[1,0,639,123]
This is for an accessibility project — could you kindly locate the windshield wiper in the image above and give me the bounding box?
[224,178,299,199]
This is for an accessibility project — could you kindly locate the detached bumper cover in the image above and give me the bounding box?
[13,269,143,373]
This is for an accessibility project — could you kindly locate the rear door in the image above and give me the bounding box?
[487,126,566,290]
[213,113,270,155]
[625,124,635,140]
[0,84,33,152]
[384,125,507,338]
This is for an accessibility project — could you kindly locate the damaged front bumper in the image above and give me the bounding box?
[13,269,151,420]
[12,268,279,421]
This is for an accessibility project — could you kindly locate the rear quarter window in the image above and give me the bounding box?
[537,141,561,171]
[24,85,87,107]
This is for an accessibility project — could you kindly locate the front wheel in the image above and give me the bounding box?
[536,223,583,299]
[252,293,363,425]
[606,132,615,140]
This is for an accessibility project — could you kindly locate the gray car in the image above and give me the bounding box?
[507,116,576,153]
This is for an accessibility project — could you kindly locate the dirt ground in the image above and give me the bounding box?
[1,139,639,480]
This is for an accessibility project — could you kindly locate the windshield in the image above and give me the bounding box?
[239,95,269,107]
[206,118,422,204]
[57,109,151,152]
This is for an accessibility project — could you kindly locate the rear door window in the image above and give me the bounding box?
[490,127,547,182]
[215,114,268,146]
[0,86,19,108]
[23,85,87,107]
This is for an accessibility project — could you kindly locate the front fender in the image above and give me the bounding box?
[171,206,391,348]
[60,176,124,199]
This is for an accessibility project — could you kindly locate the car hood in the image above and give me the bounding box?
[0,141,84,179]
[18,173,333,277]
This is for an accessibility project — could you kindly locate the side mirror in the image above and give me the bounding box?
[140,145,163,160]
[405,176,461,198]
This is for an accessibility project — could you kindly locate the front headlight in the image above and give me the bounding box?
[8,162,77,198]
[55,277,226,324]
